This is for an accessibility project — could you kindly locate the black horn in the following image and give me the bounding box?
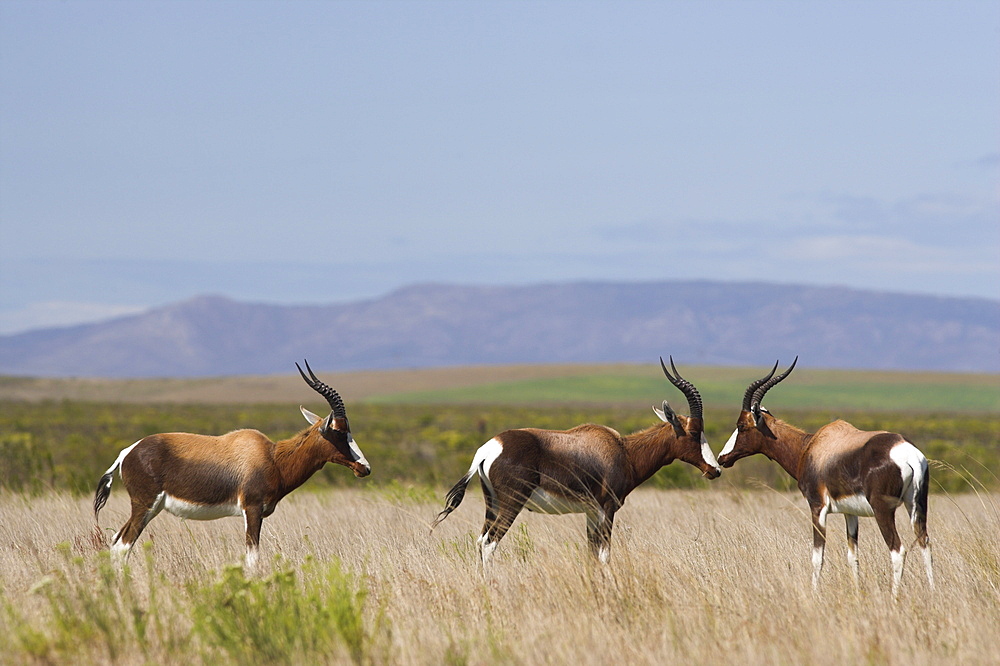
[296,360,346,419]
[751,356,798,410]
[742,360,779,411]
[660,356,703,421]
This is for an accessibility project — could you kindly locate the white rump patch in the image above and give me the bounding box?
[472,438,503,508]
[164,495,242,521]
[107,439,142,478]
[470,438,504,481]
[720,428,739,457]
[889,441,924,485]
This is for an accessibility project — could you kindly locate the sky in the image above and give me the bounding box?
[1,1,998,334]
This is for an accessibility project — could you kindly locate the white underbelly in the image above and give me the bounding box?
[525,488,591,515]
[828,492,875,517]
[164,494,242,520]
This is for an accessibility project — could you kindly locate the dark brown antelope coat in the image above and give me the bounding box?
[431,358,721,565]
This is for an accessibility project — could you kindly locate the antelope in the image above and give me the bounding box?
[717,358,933,596]
[93,361,370,568]
[431,358,721,565]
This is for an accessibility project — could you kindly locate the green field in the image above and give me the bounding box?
[3,364,998,413]
[369,371,1000,412]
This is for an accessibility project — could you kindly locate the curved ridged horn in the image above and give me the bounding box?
[751,356,798,410]
[742,360,779,411]
[660,356,703,421]
[296,360,346,419]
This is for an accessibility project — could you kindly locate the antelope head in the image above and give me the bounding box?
[654,356,721,479]
[717,357,797,468]
[297,360,371,477]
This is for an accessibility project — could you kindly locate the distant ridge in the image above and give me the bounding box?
[1,281,997,377]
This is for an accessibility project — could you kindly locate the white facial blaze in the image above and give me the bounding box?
[347,434,369,469]
[700,433,720,470]
[720,428,739,456]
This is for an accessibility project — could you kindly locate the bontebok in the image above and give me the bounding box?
[432,357,721,565]
[93,361,370,568]
[717,358,933,596]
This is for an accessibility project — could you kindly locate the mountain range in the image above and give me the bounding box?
[1,281,997,377]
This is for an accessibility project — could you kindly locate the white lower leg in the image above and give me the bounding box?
[245,546,260,570]
[846,545,859,585]
[922,542,934,589]
[480,537,498,565]
[477,533,498,568]
[110,538,133,564]
[891,547,907,598]
[812,546,825,590]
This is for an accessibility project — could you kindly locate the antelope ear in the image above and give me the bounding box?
[660,401,687,438]
[300,406,322,425]
[653,400,680,428]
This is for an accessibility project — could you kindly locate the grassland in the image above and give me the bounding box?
[0,365,997,663]
[1,489,997,665]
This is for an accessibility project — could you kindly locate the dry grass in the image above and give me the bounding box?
[1,488,998,665]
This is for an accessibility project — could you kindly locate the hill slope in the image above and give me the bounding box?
[1,281,997,377]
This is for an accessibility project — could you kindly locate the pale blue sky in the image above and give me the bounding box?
[1,1,998,333]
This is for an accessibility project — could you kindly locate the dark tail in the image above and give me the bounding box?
[431,471,474,531]
[913,458,930,539]
[94,470,115,523]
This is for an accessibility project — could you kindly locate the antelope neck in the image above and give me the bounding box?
[759,417,811,481]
